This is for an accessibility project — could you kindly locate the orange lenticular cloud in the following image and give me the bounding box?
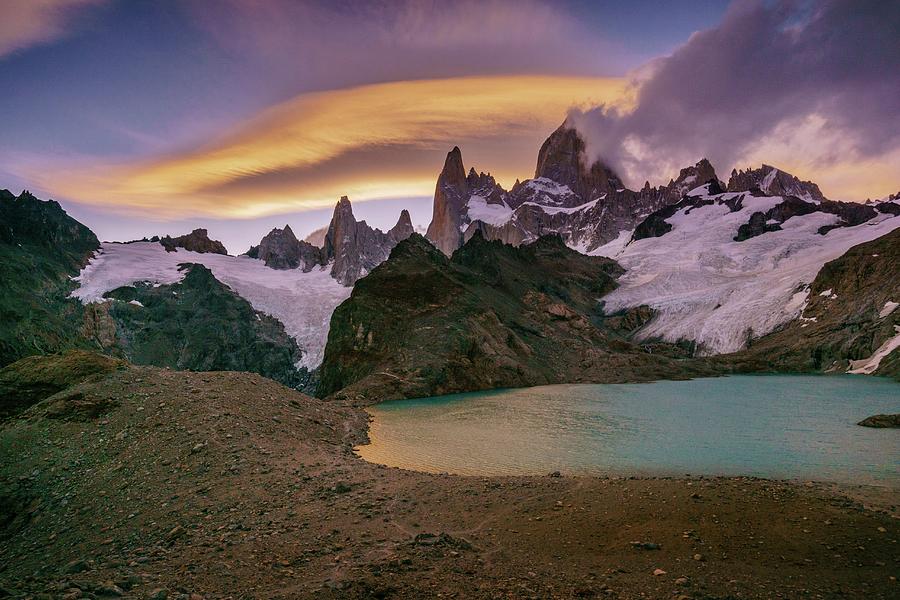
[32,75,630,219]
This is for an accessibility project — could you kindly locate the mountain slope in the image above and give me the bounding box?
[594,186,900,355]
[99,264,305,387]
[318,233,714,401]
[721,227,900,379]
[73,241,350,370]
[0,190,99,366]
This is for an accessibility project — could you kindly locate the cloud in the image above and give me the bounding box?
[569,0,900,200]
[25,75,628,218]
[184,0,629,92]
[0,0,105,58]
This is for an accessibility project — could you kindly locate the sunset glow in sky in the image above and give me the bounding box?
[1,0,897,253]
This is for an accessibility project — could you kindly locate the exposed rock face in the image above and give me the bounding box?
[425,123,719,256]
[323,197,415,285]
[160,229,228,255]
[533,124,624,204]
[425,147,477,255]
[249,225,324,270]
[727,165,827,203]
[318,233,715,402]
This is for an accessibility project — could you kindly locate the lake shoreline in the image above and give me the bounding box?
[2,363,898,598]
[355,376,900,492]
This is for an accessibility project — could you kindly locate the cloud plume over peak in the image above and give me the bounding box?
[569,0,900,200]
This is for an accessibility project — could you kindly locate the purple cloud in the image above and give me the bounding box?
[569,0,900,193]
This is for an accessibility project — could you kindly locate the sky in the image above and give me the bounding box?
[0,0,897,254]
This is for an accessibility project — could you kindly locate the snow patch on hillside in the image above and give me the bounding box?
[593,195,900,355]
[465,195,512,227]
[847,326,900,374]
[72,242,351,369]
[879,301,898,319]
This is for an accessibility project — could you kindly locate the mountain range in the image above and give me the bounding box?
[2,122,899,409]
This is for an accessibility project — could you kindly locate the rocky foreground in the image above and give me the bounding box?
[1,354,897,599]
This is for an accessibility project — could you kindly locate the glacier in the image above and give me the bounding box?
[593,193,900,355]
[72,242,351,369]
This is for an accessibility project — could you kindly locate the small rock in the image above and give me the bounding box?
[63,559,88,574]
[147,589,167,600]
[95,582,124,597]
[653,568,666,576]
[674,577,689,586]
[630,541,661,550]
[166,525,185,541]
[548,471,562,478]
[693,553,705,561]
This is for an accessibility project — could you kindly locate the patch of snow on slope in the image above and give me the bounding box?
[847,326,900,374]
[760,167,778,193]
[526,177,573,197]
[879,301,899,318]
[466,195,512,227]
[592,195,900,355]
[72,242,351,369]
[520,197,602,215]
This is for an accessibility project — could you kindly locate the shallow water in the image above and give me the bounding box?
[357,375,900,486]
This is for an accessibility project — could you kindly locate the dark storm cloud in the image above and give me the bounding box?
[570,0,900,187]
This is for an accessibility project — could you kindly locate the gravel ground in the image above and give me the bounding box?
[1,365,897,599]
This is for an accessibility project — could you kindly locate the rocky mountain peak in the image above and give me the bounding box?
[669,158,721,195]
[323,196,416,286]
[440,147,468,195]
[534,122,624,202]
[426,147,475,255]
[389,209,415,241]
[250,224,323,271]
[160,228,228,255]
[0,188,98,260]
[727,165,827,203]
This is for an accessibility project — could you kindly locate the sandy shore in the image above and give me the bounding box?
[1,366,897,599]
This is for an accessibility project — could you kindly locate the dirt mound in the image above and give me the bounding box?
[0,351,124,420]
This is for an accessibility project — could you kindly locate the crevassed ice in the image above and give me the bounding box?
[592,194,900,355]
[71,242,351,370]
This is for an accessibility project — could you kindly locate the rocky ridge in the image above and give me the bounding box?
[246,197,414,286]
[159,228,227,255]
[727,164,827,203]
[425,123,723,255]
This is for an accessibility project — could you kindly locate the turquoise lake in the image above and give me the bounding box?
[357,375,900,486]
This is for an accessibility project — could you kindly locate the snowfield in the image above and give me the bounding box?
[593,194,900,355]
[72,242,351,369]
